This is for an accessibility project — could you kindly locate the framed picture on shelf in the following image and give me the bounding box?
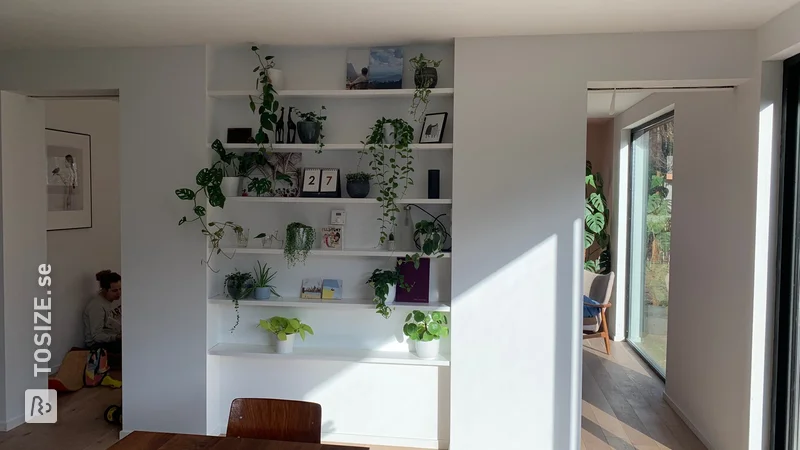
[46,128,92,231]
[419,112,448,144]
[321,226,343,250]
[300,278,323,299]
[322,279,343,299]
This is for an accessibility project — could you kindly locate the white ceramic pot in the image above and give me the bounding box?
[383,123,397,144]
[383,283,397,304]
[268,69,285,91]
[276,333,295,354]
[221,177,241,197]
[414,339,440,359]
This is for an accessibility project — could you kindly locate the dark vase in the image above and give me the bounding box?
[414,68,438,89]
[346,180,370,198]
[297,121,321,144]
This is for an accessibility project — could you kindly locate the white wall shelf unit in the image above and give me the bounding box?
[208,295,451,311]
[209,143,453,151]
[208,88,454,99]
[208,343,451,367]
[225,197,452,205]
[216,248,452,258]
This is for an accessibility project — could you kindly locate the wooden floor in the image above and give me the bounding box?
[582,339,706,450]
[0,343,704,450]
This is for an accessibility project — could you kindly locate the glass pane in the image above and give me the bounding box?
[628,116,673,375]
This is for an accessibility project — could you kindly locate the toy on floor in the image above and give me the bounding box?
[48,347,121,391]
[104,404,122,425]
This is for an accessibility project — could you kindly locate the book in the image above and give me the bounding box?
[396,258,430,303]
[322,279,343,299]
[321,226,343,250]
[300,278,323,299]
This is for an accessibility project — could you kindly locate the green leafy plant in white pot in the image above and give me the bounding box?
[258,316,314,354]
[252,261,280,300]
[367,268,411,319]
[403,310,449,359]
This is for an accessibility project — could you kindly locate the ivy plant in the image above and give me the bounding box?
[403,310,449,341]
[295,106,328,153]
[249,46,279,153]
[367,268,412,319]
[284,222,315,267]
[408,53,442,121]
[585,161,610,273]
[360,118,415,244]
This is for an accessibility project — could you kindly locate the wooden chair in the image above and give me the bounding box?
[583,271,615,355]
[226,398,322,443]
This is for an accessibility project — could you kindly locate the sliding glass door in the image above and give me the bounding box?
[627,112,674,376]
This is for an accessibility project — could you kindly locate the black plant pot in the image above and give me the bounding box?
[346,180,371,198]
[297,121,321,144]
[226,279,253,300]
[414,68,438,89]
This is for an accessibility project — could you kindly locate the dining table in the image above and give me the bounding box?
[108,431,368,449]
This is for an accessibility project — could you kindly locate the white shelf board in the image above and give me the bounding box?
[208,342,450,367]
[217,248,451,258]
[208,88,454,99]
[208,143,453,151]
[226,197,451,205]
[208,295,451,311]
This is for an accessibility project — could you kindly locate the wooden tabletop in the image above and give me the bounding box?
[109,431,367,449]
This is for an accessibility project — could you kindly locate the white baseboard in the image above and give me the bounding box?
[323,432,447,449]
[0,415,25,432]
[611,335,625,342]
[662,392,714,450]
[119,429,133,440]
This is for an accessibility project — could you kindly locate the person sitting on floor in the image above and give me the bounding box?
[83,270,122,355]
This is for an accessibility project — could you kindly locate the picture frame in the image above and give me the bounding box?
[46,128,92,231]
[419,112,448,144]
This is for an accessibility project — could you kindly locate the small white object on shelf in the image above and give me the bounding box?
[208,88,454,99]
[215,248,452,258]
[208,295,451,311]
[225,197,451,205]
[208,342,450,367]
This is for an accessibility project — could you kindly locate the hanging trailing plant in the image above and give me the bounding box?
[249,46,279,153]
[360,118,415,244]
[175,140,245,272]
[284,222,316,267]
[408,53,442,122]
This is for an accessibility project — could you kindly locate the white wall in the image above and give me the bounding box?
[44,99,120,366]
[451,31,755,450]
[0,92,48,429]
[0,47,208,434]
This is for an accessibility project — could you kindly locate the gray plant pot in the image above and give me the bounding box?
[297,121,320,144]
[346,180,370,198]
[254,287,271,300]
[414,67,438,89]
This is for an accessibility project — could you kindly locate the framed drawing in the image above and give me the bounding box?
[419,112,448,144]
[46,128,92,230]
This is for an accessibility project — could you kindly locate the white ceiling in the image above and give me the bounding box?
[587,92,650,118]
[0,0,797,49]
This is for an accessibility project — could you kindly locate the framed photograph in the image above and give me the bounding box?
[46,128,92,231]
[419,113,448,144]
[368,47,403,89]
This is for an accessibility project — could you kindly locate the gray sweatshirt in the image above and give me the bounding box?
[83,294,121,347]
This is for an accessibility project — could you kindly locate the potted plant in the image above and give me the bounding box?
[360,118,415,244]
[210,140,242,197]
[414,219,446,256]
[409,53,442,121]
[295,106,327,152]
[367,268,411,319]
[345,172,372,198]
[225,270,254,331]
[285,222,315,267]
[249,46,280,152]
[252,261,280,300]
[403,310,449,359]
[258,316,314,354]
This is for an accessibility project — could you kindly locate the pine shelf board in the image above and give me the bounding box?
[216,248,452,258]
[208,295,451,311]
[207,143,453,151]
[225,197,451,205]
[207,88,454,99]
[207,342,450,367]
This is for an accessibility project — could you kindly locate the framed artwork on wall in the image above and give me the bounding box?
[46,128,92,231]
[419,112,448,144]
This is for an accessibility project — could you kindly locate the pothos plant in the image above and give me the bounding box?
[224,270,254,332]
[249,46,279,153]
[295,106,328,153]
[176,140,245,272]
[284,222,316,267]
[408,53,442,121]
[367,268,412,319]
[360,118,415,245]
[585,161,610,273]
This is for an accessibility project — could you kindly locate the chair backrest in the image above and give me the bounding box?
[584,271,615,305]
[227,398,322,443]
